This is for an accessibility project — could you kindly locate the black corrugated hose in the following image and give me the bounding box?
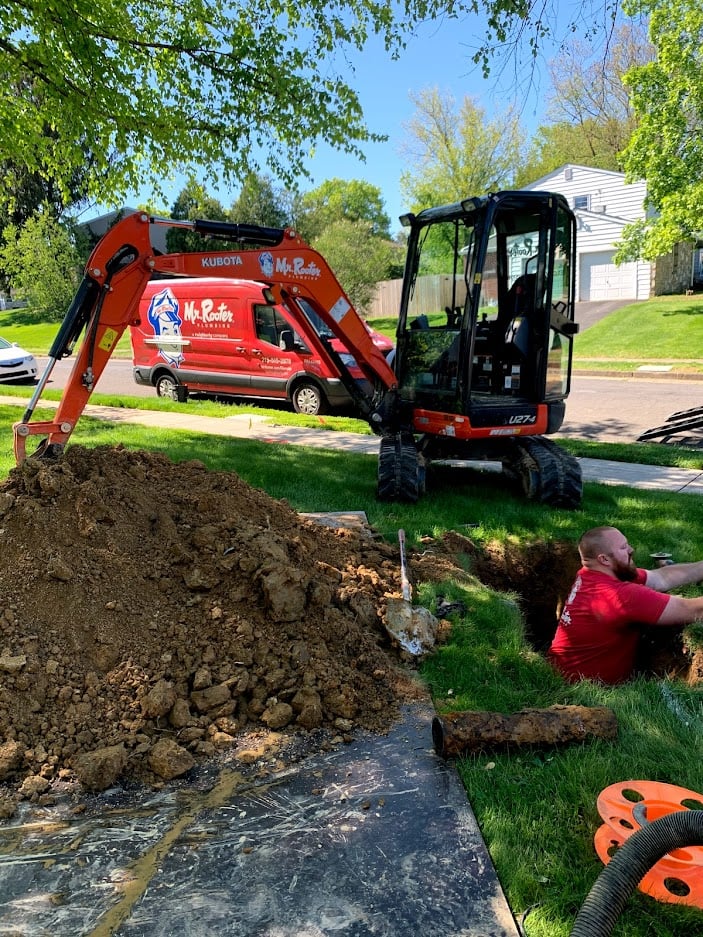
[570,810,703,936]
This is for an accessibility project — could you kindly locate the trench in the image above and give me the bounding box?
[449,535,702,684]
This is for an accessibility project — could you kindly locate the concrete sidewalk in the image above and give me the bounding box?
[4,394,703,494]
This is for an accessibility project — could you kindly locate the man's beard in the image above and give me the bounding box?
[614,558,638,582]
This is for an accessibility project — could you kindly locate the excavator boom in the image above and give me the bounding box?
[13,212,397,463]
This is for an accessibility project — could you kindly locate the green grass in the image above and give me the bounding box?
[0,307,133,356]
[574,295,703,370]
[0,383,373,434]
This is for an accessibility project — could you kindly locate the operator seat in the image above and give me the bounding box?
[503,274,536,324]
[500,274,536,395]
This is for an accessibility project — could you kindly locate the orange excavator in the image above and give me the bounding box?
[13,190,582,507]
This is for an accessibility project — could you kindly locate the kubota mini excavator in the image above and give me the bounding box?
[13,190,582,507]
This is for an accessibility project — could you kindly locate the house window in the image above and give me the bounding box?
[573,195,590,211]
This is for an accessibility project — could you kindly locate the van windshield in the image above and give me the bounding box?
[294,298,334,339]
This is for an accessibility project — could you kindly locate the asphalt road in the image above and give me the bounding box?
[26,355,703,447]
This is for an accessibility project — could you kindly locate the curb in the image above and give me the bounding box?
[574,369,703,381]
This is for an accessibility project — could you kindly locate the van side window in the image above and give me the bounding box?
[254,305,279,345]
[254,304,309,352]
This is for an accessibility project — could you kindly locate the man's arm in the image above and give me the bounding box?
[645,560,703,592]
[656,593,703,626]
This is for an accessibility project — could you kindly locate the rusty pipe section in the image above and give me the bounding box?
[432,705,618,759]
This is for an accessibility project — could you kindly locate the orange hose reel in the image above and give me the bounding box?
[594,780,703,907]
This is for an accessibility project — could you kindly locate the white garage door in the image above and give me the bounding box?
[579,251,637,301]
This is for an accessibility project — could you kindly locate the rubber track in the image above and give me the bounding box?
[377,432,421,503]
[513,436,582,508]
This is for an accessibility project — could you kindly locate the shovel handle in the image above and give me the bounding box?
[398,529,412,602]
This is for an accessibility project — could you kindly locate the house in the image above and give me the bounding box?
[524,164,695,301]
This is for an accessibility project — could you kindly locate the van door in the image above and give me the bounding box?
[177,290,252,394]
[249,303,311,401]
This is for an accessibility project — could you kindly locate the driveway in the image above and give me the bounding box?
[575,300,631,331]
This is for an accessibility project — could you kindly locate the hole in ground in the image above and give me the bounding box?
[439,533,702,683]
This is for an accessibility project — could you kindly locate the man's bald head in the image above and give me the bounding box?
[578,526,618,563]
[578,526,637,581]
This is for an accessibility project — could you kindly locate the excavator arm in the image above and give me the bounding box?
[13,212,399,464]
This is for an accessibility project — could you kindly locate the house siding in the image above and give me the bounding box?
[523,165,652,301]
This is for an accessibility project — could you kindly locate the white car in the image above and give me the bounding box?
[0,336,37,384]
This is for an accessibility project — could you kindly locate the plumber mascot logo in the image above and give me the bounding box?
[259,252,275,279]
[146,287,184,366]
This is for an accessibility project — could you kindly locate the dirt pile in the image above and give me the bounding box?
[0,445,420,805]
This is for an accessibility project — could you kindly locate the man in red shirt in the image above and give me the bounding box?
[548,526,703,684]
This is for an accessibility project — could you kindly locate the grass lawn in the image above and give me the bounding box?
[0,307,133,357]
[574,295,703,365]
[1,401,703,936]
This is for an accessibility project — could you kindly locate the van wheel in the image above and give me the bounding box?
[292,382,326,415]
[155,374,178,400]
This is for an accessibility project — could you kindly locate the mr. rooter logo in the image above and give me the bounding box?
[258,252,321,279]
[146,287,184,367]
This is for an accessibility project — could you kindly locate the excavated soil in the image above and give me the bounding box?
[0,445,426,808]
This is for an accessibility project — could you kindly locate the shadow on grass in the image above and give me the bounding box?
[661,307,703,317]
[1,309,60,327]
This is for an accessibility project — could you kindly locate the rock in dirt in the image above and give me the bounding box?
[73,744,128,792]
[147,738,195,780]
[0,445,419,801]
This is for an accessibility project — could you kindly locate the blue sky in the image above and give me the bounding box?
[300,14,551,230]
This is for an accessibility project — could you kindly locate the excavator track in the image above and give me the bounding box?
[377,432,425,503]
[504,436,582,509]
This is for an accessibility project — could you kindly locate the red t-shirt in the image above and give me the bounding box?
[548,567,670,684]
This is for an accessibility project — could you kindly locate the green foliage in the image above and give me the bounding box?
[1,0,491,209]
[0,159,87,231]
[0,209,81,320]
[165,179,230,253]
[295,178,391,242]
[399,88,522,211]
[230,173,293,229]
[618,0,703,258]
[312,219,404,313]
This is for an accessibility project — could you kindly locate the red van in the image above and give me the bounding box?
[130,278,393,415]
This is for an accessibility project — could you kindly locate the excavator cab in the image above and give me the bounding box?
[382,191,582,507]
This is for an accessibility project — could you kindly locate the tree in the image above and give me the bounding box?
[517,23,653,185]
[0,0,470,210]
[617,0,703,260]
[295,179,391,242]
[165,180,230,253]
[230,174,292,229]
[0,210,81,320]
[399,88,522,211]
[313,220,403,314]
